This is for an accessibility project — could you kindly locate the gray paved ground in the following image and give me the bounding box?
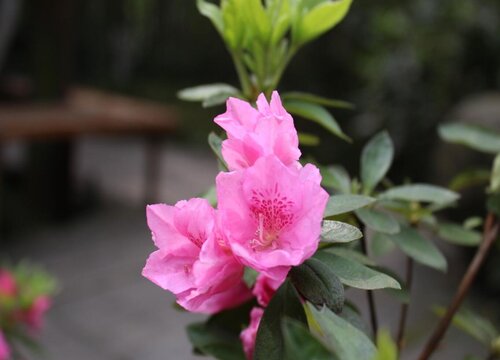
[3,137,491,359]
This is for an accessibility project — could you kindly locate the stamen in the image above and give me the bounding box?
[250,184,294,250]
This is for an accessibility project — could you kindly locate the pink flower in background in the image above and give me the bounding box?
[0,331,10,360]
[22,296,51,331]
[215,91,300,171]
[0,270,17,298]
[240,307,264,360]
[143,198,251,314]
[252,274,283,307]
[217,155,329,280]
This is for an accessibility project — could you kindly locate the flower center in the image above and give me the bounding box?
[187,233,205,248]
[249,184,294,250]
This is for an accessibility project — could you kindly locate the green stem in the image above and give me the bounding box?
[230,50,253,100]
[396,256,414,351]
[266,45,298,97]
[359,224,379,336]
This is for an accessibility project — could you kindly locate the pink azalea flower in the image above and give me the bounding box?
[0,270,17,298]
[240,307,264,360]
[252,274,283,307]
[22,295,51,331]
[0,331,10,360]
[217,155,329,280]
[142,198,252,314]
[214,91,301,171]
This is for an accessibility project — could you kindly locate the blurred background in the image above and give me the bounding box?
[0,0,499,359]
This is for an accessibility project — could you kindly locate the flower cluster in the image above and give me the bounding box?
[143,91,329,358]
[0,266,55,360]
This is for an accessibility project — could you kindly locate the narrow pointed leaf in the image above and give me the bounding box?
[284,100,351,141]
[290,258,344,313]
[306,303,377,360]
[178,83,239,102]
[379,184,459,205]
[361,131,394,192]
[356,208,400,234]
[437,222,481,246]
[379,226,447,271]
[321,220,363,243]
[448,168,491,192]
[208,132,228,170]
[197,0,224,34]
[254,280,307,360]
[297,0,353,45]
[314,251,401,290]
[325,248,376,266]
[282,318,335,360]
[490,153,500,193]
[298,132,321,146]
[324,194,376,217]
[371,232,396,257]
[282,92,354,109]
[321,165,351,193]
[438,123,500,154]
[187,302,255,360]
[373,329,398,360]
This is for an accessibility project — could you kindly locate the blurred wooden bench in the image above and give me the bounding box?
[0,87,179,202]
[0,87,178,140]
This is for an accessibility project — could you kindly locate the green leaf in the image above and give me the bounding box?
[361,131,394,193]
[321,165,351,193]
[379,226,448,271]
[306,303,377,360]
[298,132,321,146]
[384,286,410,304]
[433,307,498,346]
[490,154,500,193]
[296,0,353,45]
[187,302,255,360]
[314,251,401,290]
[371,232,396,257]
[373,329,398,360]
[355,208,400,235]
[437,222,482,246]
[379,184,459,205]
[243,267,259,288]
[254,280,307,360]
[290,258,344,313]
[439,122,500,154]
[282,92,354,109]
[187,323,246,360]
[321,220,363,243]
[197,0,224,35]
[325,247,376,266]
[178,83,240,102]
[221,0,246,49]
[324,194,376,217]
[339,304,371,336]
[201,185,217,206]
[463,216,483,230]
[268,0,292,46]
[242,0,272,43]
[282,318,335,360]
[284,100,351,142]
[448,168,491,192]
[487,193,500,216]
[208,132,228,170]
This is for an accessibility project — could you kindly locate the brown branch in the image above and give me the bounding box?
[418,213,499,360]
[396,256,414,351]
[360,234,379,336]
